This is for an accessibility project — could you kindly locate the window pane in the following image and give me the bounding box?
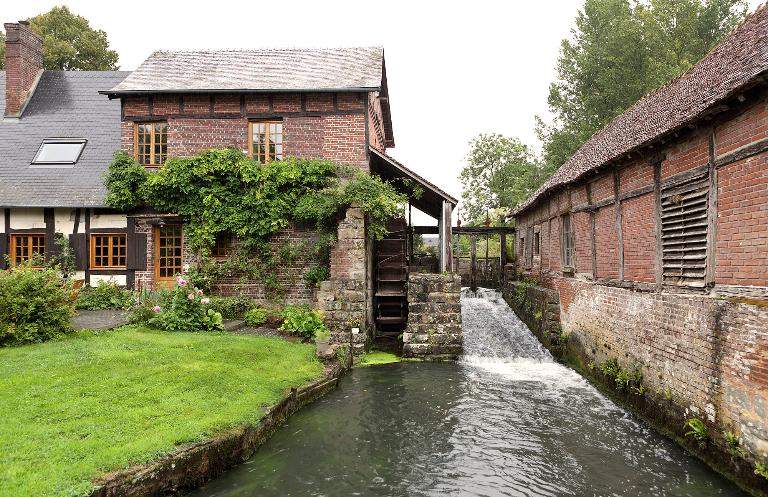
[33,142,86,164]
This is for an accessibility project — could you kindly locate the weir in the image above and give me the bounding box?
[189,288,747,497]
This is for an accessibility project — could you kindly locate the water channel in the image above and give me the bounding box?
[190,288,746,497]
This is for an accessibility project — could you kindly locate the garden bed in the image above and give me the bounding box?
[0,326,325,497]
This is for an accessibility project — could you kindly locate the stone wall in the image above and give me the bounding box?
[316,206,369,352]
[502,274,768,494]
[402,273,462,358]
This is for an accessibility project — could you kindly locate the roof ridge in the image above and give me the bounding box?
[150,46,383,54]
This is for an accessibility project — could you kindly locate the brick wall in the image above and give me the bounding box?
[716,150,768,287]
[503,274,768,492]
[621,193,655,283]
[120,90,373,171]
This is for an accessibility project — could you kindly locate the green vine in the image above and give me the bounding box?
[105,150,408,291]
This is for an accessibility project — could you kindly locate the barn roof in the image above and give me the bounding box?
[514,4,768,216]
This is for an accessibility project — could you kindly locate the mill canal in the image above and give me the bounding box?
[190,289,746,497]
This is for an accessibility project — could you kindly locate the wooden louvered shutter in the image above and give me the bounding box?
[69,233,88,270]
[661,175,709,287]
[0,233,7,269]
[127,233,148,271]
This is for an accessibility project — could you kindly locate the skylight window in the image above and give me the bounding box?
[31,139,87,167]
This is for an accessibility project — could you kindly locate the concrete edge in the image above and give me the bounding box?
[89,363,346,497]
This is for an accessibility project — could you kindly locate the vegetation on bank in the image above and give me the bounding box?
[0,326,324,497]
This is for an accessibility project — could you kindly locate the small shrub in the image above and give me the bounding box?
[303,264,330,288]
[244,307,269,327]
[76,282,136,310]
[129,289,172,324]
[587,360,596,371]
[208,295,255,319]
[599,358,620,378]
[724,431,749,459]
[684,418,709,444]
[615,370,631,390]
[0,263,75,346]
[755,461,768,480]
[143,276,223,332]
[315,327,331,342]
[279,304,328,340]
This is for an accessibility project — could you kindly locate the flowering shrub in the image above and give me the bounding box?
[146,275,223,332]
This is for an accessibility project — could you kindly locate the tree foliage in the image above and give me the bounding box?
[459,134,552,224]
[537,0,747,168]
[0,6,118,70]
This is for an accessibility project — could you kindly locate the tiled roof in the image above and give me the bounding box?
[515,4,768,215]
[0,71,128,207]
[104,47,384,94]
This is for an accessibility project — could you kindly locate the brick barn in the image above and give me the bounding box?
[0,20,458,349]
[510,6,768,473]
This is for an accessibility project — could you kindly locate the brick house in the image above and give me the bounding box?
[0,21,457,345]
[511,7,768,466]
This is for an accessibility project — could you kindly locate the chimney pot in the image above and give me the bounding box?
[4,21,43,118]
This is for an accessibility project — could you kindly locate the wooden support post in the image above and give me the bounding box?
[653,160,663,291]
[586,182,597,280]
[500,232,507,289]
[438,200,453,273]
[613,168,624,281]
[705,129,718,286]
[470,234,477,290]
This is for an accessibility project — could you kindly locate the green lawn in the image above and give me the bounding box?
[0,327,324,497]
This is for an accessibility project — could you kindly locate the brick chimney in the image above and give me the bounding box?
[4,21,43,117]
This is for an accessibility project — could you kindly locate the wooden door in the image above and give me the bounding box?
[154,225,183,288]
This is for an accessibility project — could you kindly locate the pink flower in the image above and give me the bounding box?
[152,305,162,313]
[196,289,204,296]
[176,275,188,287]
[201,298,210,305]
[187,293,195,300]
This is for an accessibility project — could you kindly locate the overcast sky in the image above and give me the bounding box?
[4,1,763,224]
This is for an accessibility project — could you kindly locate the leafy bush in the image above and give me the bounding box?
[244,307,269,327]
[724,430,748,459]
[756,461,768,480]
[599,358,620,378]
[76,282,136,310]
[208,295,255,319]
[0,263,75,346]
[279,305,328,340]
[139,276,223,332]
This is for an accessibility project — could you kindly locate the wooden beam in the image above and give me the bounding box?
[613,168,624,281]
[714,137,768,169]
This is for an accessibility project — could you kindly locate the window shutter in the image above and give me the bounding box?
[661,175,709,287]
[0,233,7,269]
[127,233,148,271]
[69,233,87,270]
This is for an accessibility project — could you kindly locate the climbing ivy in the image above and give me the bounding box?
[106,149,408,250]
[105,149,409,292]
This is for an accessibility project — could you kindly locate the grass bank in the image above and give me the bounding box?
[0,326,324,497]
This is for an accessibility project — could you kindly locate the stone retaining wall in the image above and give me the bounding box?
[402,273,462,358]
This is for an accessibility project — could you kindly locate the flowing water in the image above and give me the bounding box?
[190,288,746,497]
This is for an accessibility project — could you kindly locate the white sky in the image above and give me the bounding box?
[4,0,763,224]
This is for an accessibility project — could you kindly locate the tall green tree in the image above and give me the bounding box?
[537,0,747,169]
[0,6,118,70]
[459,134,552,225]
